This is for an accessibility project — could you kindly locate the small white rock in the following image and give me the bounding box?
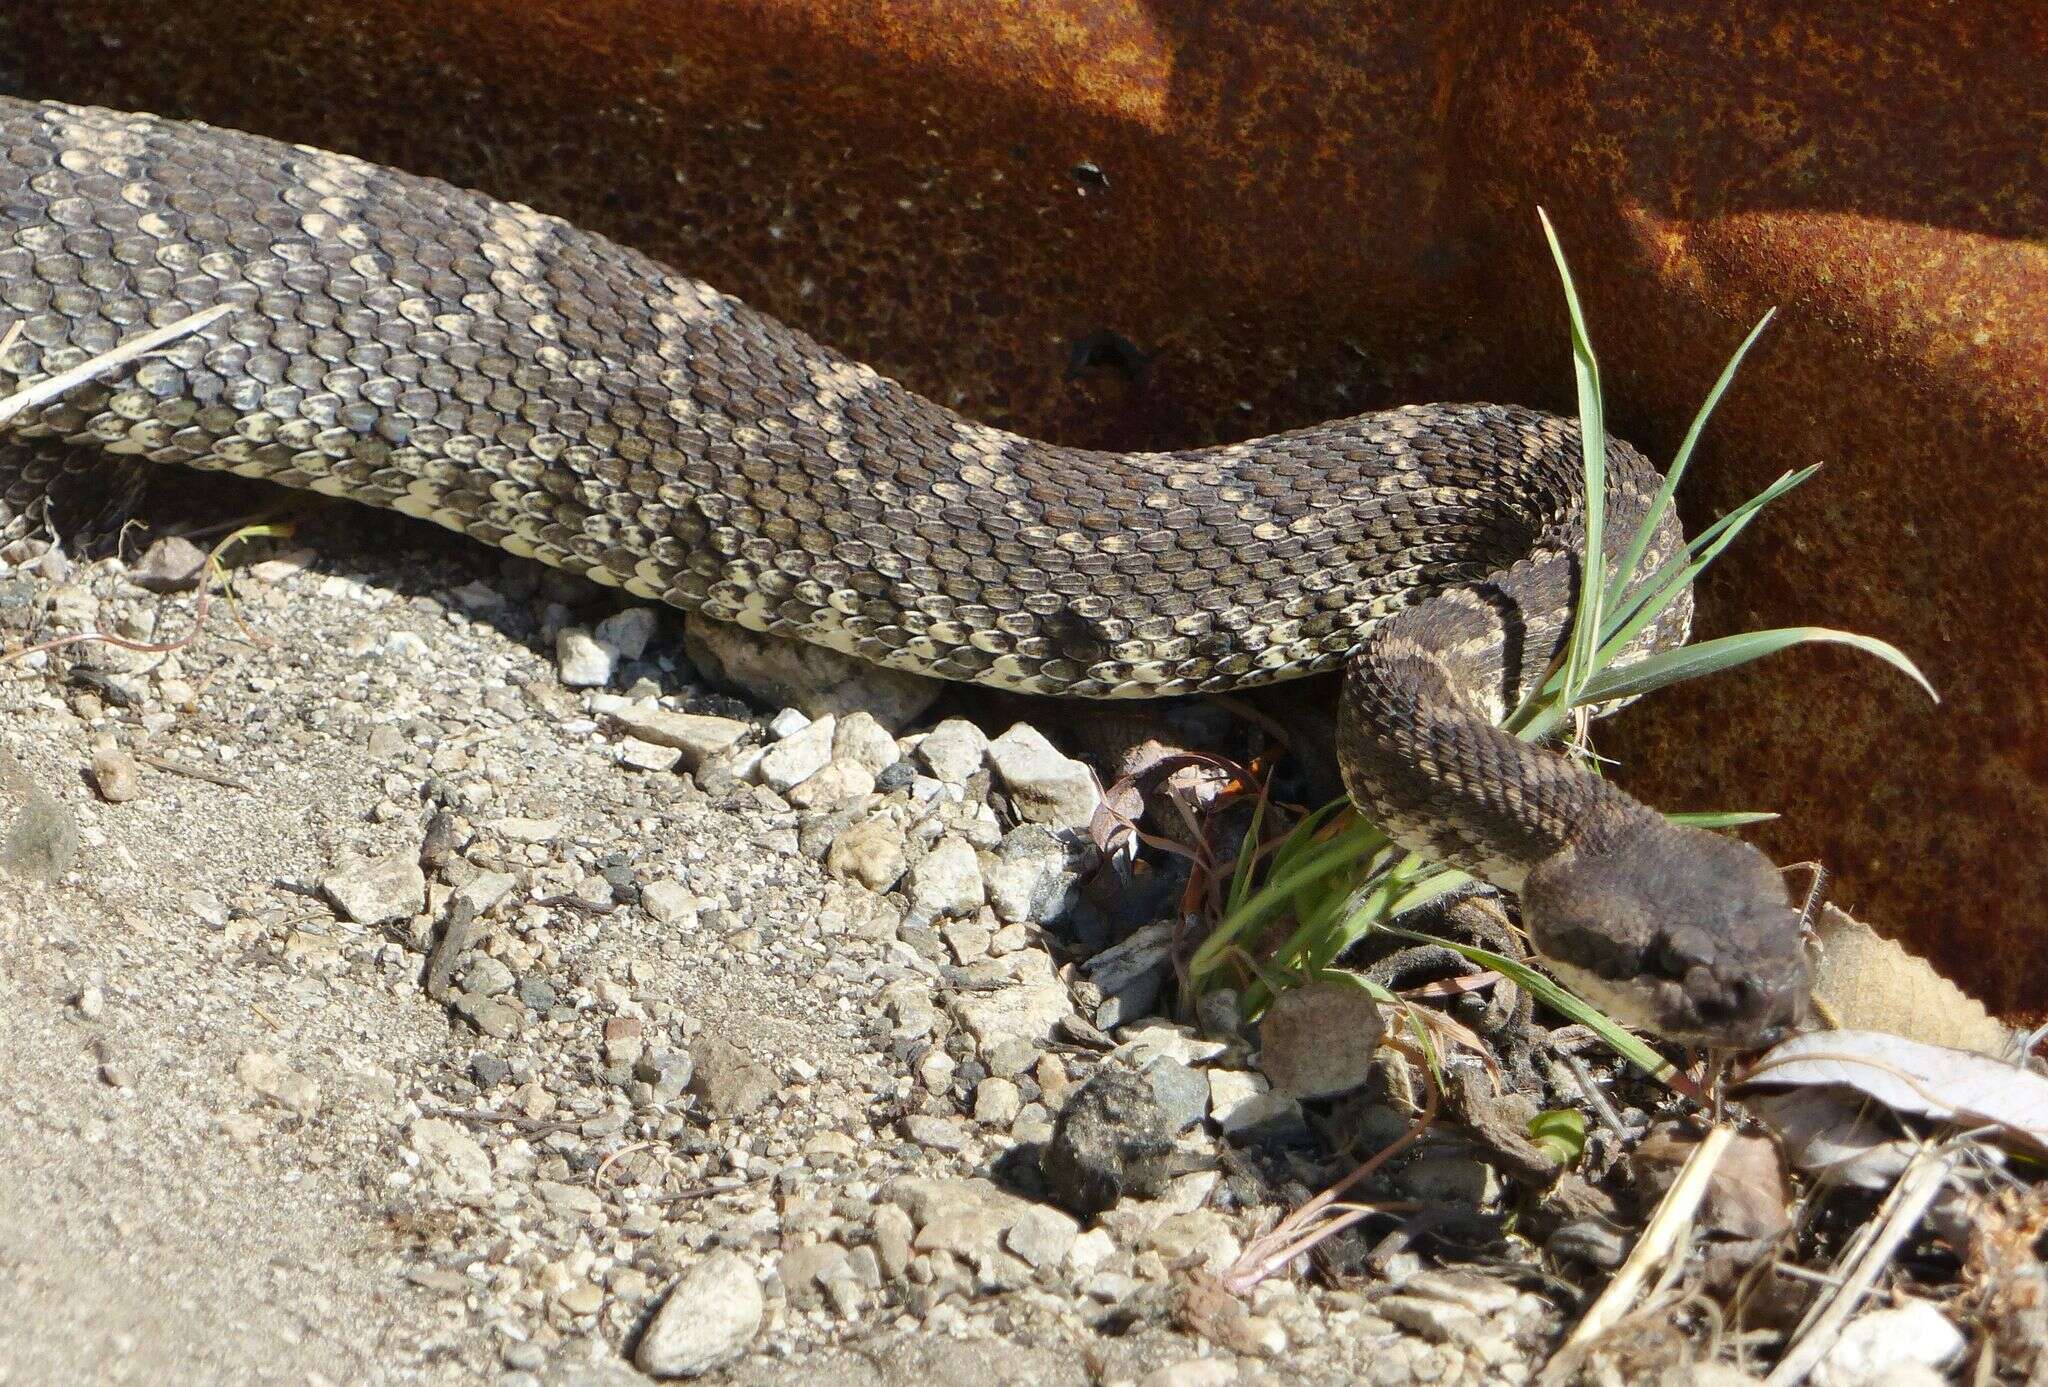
[89,743,143,803]
[974,1076,1023,1126]
[615,736,684,772]
[831,711,901,775]
[826,815,909,892]
[641,881,701,929]
[786,759,877,811]
[408,1117,493,1206]
[492,816,562,844]
[1004,1204,1079,1269]
[757,715,836,792]
[1138,1358,1238,1387]
[635,1252,764,1378]
[321,851,426,926]
[604,709,749,767]
[1814,1301,1965,1387]
[1207,1069,1272,1126]
[986,723,1101,829]
[947,951,1074,1050]
[917,718,989,785]
[906,836,985,919]
[595,606,659,660]
[555,627,615,687]
[235,1050,321,1118]
[456,876,520,917]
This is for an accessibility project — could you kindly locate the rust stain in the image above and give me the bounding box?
[1,0,2044,1016]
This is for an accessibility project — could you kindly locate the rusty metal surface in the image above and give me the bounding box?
[1,1,2041,1014]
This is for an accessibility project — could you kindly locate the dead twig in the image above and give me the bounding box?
[0,303,236,431]
[1219,1064,1442,1294]
[1544,1123,1735,1379]
[135,752,251,792]
[1763,1137,1968,1386]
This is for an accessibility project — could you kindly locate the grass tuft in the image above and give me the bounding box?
[1183,213,1936,1082]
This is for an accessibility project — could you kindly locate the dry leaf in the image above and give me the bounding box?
[1809,904,2015,1056]
[1633,1124,1791,1240]
[1746,1088,1917,1190]
[1739,1029,2048,1157]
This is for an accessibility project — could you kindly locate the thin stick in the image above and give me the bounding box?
[1762,1139,1963,1386]
[136,753,251,791]
[1220,1066,1441,1294]
[1544,1124,1735,1377]
[1562,1051,1630,1138]
[0,303,236,429]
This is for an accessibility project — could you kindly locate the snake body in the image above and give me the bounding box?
[0,98,1808,1045]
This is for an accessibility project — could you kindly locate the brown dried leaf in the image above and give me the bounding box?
[1632,1124,1791,1241]
[1809,904,2015,1056]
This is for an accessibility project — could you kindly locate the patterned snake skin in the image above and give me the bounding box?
[0,98,1809,1045]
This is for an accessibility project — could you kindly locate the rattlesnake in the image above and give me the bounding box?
[0,97,1810,1045]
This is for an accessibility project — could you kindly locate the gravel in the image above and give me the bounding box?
[0,515,1572,1385]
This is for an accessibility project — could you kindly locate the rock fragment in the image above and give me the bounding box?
[634,1250,763,1378]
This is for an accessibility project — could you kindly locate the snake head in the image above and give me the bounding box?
[1518,816,1812,1049]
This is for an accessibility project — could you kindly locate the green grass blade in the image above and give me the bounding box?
[1666,809,1779,828]
[1578,626,1938,705]
[1684,465,1821,562]
[1587,463,1825,681]
[1292,862,1472,987]
[1266,798,1349,877]
[1538,208,1607,701]
[1377,924,1676,1081]
[1225,794,1270,915]
[1604,309,1777,613]
[1388,867,1475,916]
[1191,816,1386,979]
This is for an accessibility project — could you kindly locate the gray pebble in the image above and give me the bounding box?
[1257,979,1388,1099]
[1041,1067,1181,1216]
[459,956,517,998]
[1141,1056,1211,1134]
[594,606,658,661]
[686,1037,777,1119]
[130,535,209,592]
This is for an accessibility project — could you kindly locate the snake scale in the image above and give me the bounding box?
[0,97,1808,1046]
